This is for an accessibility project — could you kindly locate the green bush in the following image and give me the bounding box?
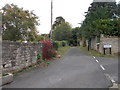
[52,41,59,50]
[37,53,41,60]
[54,41,68,47]
[61,41,68,47]
[61,41,66,47]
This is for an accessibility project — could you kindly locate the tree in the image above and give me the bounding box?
[53,22,72,41]
[80,2,117,39]
[36,35,45,41]
[2,4,40,41]
[117,2,120,16]
[69,27,81,46]
[94,18,120,37]
[52,16,65,29]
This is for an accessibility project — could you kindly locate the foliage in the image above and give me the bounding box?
[48,49,57,57]
[36,35,45,41]
[53,22,72,41]
[52,16,65,29]
[61,41,66,47]
[69,27,81,46]
[94,18,120,36]
[80,2,117,39]
[2,4,40,41]
[40,40,57,60]
[52,41,59,50]
[57,41,68,47]
[37,53,41,60]
[2,73,9,76]
[118,3,120,15]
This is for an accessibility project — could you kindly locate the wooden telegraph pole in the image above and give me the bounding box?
[50,0,53,41]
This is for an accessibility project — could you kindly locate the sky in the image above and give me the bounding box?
[0,0,120,34]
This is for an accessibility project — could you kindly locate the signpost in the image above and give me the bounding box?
[96,43,100,50]
[104,45,112,48]
[103,44,112,54]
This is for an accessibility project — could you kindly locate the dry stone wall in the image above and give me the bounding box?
[2,41,42,74]
[90,35,119,55]
[99,35,119,55]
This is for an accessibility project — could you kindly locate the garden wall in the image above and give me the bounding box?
[90,35,119,55]
[99,35,119,55]
[2,41,42,74]
[91,37,98,51]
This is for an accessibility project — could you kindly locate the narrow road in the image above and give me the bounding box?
[3,47,112,88]
[95,56,118,83]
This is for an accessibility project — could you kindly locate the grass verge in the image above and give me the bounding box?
[78,46,118,58]
[57,46,70,58]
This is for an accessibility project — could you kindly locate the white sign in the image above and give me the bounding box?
[104,45,112,48]
[96,43,100,45]
[23,41,28,43]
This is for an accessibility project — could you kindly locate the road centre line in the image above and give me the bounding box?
[96,60,99,63]
[105,74,115,83]
[111,78,115,83]
[92,56,105,71]
[93,57,116,83]
[93,56,95,59]
[100,65,105,70]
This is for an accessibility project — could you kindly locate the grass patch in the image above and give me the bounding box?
[78,46,118,58]
[57,46,70,58]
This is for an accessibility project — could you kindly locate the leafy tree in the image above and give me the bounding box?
[94,18,120,37]
[89,2,117,18]
[36,35,44,41]
[52,16,65,29]
[53,22,72,41]
[117,2,120,15]
[69,27,81,46]
[2,4,40,41]
[80,2,117,39]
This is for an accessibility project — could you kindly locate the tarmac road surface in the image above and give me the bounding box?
[3,47,112,88]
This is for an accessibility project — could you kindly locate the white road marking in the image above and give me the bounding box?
[100,65,105,70]
[105,74,115,83]
[111,79,115,83]
[96,60,99,63]
[93,56,95,59]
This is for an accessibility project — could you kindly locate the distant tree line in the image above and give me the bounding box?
[52,16,81,46]
[52,2,120,46]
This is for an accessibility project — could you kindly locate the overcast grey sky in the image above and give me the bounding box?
[0,0,119,34]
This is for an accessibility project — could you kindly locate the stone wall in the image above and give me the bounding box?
[2,41,42,74]
[90,35,119,55]
[91,37,98,51]
[99,35,119,55]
